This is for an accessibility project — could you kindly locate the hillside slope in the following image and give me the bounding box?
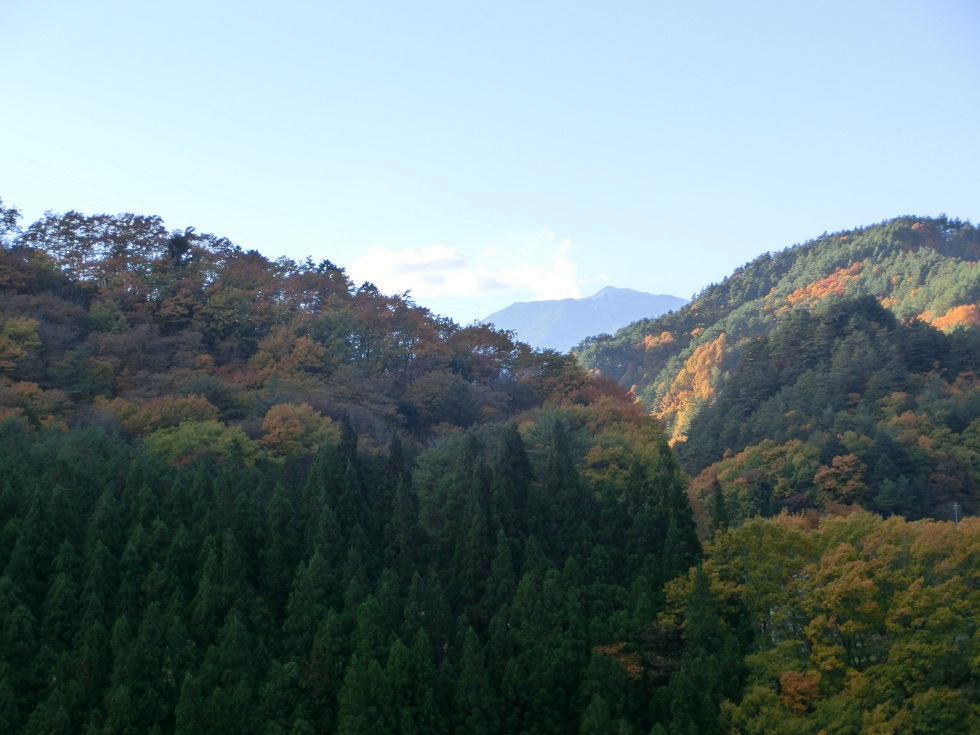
[681,296,980,523]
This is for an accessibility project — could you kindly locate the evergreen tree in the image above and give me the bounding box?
[708,478,729,533]
[336,654,392,735]
[453,626,499,735]
[666,567,744,735]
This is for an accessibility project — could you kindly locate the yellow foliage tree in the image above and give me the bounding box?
[786,262,864,306]
[813,454,869,505]
[261,402,339,459]
[0,316,41,377]
[710,513,980,734]
[145,420,260,466]
[656,333,727,443]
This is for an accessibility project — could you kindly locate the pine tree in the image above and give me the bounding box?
[260,484,301,613]
[336,654,392,735]
[708,478,729,533]
[453,626,499,735]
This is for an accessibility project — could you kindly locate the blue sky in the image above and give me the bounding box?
[3,1,979,324]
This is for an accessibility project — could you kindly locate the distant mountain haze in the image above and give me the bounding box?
[481,286,687,352]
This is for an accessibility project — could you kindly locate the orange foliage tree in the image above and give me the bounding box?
[261,402,339,459]
[927,303,980,332]
[785,262,864,306]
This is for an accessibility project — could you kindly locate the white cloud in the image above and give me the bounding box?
[347,232,582,303]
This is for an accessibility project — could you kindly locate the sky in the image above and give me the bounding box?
[2,0,979,325]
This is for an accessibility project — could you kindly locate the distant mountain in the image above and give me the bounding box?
[482,286,687,352]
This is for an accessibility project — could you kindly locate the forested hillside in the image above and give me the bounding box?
[1,200,977,733]
[0,201,582,441]
[577,216,980,443]
[578,216,980,526]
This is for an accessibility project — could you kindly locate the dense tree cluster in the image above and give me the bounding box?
[0,404,706,733]
[577,216,980,524]
[680,511,979,735]
[0,199,705,732]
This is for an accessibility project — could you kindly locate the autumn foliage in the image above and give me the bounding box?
[655,332,727,443]
[785,261,864,306]
[926,303,980,331]
[685,512,980,734]
[0,199,608,457]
